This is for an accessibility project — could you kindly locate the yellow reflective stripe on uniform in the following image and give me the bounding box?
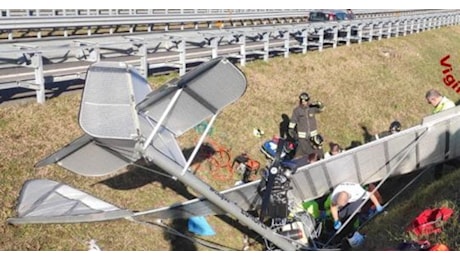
[298,132,307,138]
[288,122,296,129]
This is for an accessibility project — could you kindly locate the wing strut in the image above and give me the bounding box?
[180,113,218,176]
[142,88,184,151]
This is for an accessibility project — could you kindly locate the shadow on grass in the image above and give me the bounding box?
[93,154,262,250]
[0,79,84,105]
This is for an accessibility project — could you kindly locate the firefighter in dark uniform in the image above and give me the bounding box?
[288,92,325,159]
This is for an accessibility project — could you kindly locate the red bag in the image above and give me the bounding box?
[406,207,454,237]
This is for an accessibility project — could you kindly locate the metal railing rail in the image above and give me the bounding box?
[0,9,428,18]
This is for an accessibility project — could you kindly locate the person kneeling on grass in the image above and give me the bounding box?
[330,182,384,231]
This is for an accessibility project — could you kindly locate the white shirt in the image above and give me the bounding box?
[331,182,369,204]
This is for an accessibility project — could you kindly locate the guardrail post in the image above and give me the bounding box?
[386,22,392,39]
[376,22,383,40]
[394,21,400,37]
[74,41,100,62]
[240,33,247,66]
[261,32,269,61]
[14,44,46,103]
[209,37,218,59]
[367,23,373,42]
[301,29,308,54]
[282,30,289,58]
[32,52,45,104]
[318,28,324,52]
[178,39,186,75]
[126,37,148,79]
[356,25,363,44]
[332,27,338,48]
[343,25,351,45]
[402,20,407,36]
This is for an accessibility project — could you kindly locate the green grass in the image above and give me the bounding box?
[2,25,460,250]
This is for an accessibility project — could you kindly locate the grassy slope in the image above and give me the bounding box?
[1,25,460,250]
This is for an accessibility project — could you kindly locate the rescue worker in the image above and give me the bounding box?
[288,92,324,158]
[425,89,456,179]
[330,182,384,232]
[425,89,455,114]
[324,142,344,159]
[375,120,402,140]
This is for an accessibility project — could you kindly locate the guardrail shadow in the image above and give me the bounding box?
[0,79,84,104]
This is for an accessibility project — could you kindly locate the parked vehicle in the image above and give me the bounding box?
[308,10,351,22]
[307,9,356,42]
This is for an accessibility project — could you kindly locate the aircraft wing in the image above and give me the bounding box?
[36,58,247,177]
[130,128,423,220]
[7,179,132,225]
[79,61,151,140]
[137,57,247,137]
[35,134,138,177]
[131,105,460,220]
[35,61,151,176]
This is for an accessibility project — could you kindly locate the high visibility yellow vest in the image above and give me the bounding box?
[433,96,455,114]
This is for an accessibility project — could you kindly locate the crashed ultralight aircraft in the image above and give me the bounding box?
[8,57,460,251]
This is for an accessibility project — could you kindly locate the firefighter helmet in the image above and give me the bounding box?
[389,121,401,132]
[310,134,324,148]
[299,92,310,102]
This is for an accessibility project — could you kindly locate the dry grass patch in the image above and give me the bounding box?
[2,26,460,250]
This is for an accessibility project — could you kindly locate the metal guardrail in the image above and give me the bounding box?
[0,9,439,41]
[0,9,423,18]
[0,10,459,104]
[0,9,300,17]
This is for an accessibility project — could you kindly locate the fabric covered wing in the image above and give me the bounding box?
[7,179,132,224]
[137,57,247,137]
[35,134,137,177]
[132,106,460,220]
[79,62,151,140]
